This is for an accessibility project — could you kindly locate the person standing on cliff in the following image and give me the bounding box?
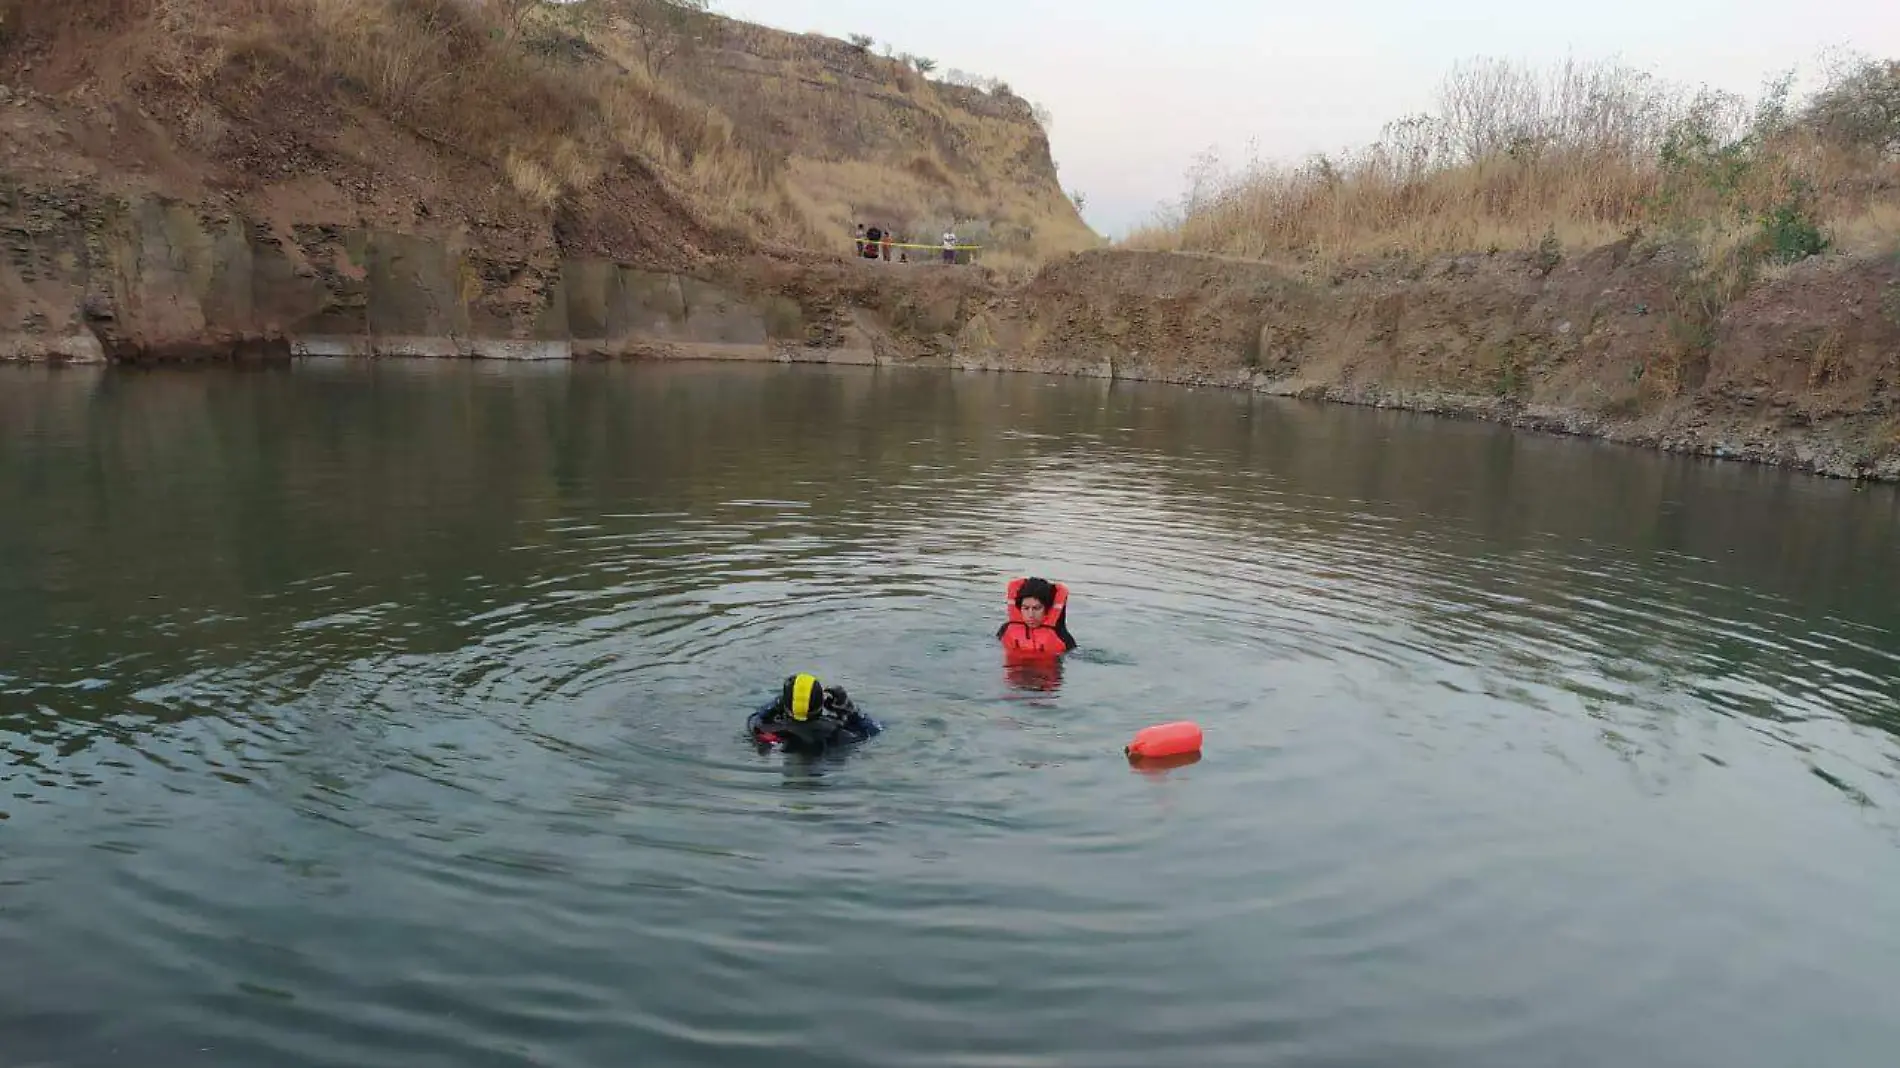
[854,222,866,258]
[881,228,893,262]
[942,228,958,265]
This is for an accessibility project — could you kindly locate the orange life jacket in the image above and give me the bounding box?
[999,578,1070,657]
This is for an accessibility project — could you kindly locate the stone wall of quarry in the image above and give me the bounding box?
[6,182,1899,482]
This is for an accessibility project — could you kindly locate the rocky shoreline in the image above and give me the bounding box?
[5,183,1897,485]
[9,326,1896,485]
[941,356,1900,484]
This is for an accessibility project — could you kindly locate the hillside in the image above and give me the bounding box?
[4,2,1900,481]
[0,0,1091,354]
[665,16,1099,266]
[1125,55,1899,268]
[0,0,1092,262]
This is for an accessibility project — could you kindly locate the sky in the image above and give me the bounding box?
[714,0,1900,237]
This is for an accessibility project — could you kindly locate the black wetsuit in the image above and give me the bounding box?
[748,689,883,754]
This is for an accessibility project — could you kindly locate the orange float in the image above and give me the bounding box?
[1128,751,1202,775]
[1124,721,1204,760]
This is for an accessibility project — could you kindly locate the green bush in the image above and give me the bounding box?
[1756,178,1830,264]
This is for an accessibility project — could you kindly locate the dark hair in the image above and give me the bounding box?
[1015,577,1058,606]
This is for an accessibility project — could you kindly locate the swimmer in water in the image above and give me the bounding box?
[997,576,1077,655]
[747,673,882,754]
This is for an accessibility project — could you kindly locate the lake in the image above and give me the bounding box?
[3,359,1899,1068]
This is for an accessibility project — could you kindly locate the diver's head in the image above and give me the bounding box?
[780,673,827,721]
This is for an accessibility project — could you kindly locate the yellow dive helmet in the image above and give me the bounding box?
[780,673,826,721]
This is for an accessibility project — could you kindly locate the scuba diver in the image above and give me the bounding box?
[747,673,883,754]
[997,576,1077,657]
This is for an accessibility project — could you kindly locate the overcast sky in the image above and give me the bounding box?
[714,0,1900,237]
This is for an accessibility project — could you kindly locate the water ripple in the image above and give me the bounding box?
[3,363,1900,1067]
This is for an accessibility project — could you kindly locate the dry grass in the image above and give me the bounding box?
[2,0,1096,260]
[1126,55,1900,268]
[2,0,793,236]
[784,156,1007,248]
[297,0,787,231]
[664,19,1099,260]
[1829,200,1900,256]
[505,152,562,208]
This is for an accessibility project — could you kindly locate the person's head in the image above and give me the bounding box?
[780,673,827,721]
[1015,577,1058,625]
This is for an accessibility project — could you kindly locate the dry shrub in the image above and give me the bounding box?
[505,152,561,207]
[656,17,1097,261]
[6,0,1088,257]
[906,153,953,187]
[287,0,603,179]
[15,0,793,234]
[1129,54,1900,268]
[0,0,145,46]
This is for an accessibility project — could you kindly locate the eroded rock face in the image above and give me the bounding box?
[0,185,830,362]
[5,181,1898,481]
[960,247,1900,481]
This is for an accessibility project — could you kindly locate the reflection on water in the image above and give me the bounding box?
[3,360,1900,1068]
[1003,656,1066,694]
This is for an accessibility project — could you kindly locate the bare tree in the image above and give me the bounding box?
[642,0,713,77]
[1435,57,1538,163]
[1805,55,1900,158]
[579,0,711,77]
[491,0,546,41]
[1435,55,1687,166]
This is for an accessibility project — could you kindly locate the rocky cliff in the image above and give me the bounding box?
[668,16,1098,260]
[0,0,1084,355]
[2,1,1898,483]
[965,246,1900,480]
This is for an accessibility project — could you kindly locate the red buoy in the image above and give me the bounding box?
[1125,721,1203,760]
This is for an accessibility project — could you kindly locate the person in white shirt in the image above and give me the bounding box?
[941,229,957,264]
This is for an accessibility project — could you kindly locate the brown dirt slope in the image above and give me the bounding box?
[0,0,739,276]
[0,0,1091,271]
[668,17,1098,262]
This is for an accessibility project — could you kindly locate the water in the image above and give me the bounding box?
[4,360,1900,1068]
